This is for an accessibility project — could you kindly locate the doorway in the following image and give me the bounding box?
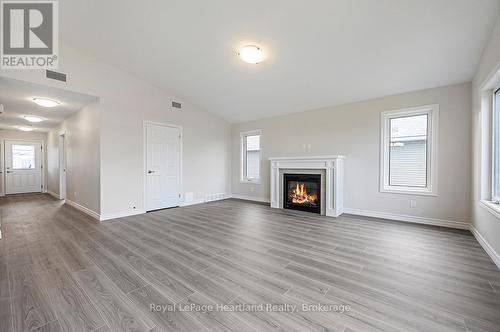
[59,133,66,199]
[4,140,43,194]
[144,122,181,211]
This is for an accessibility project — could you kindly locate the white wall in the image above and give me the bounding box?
[46,99,100,213]
[471,16,500,258]
[232,83,471,224]
[0,44,231,218]
[0,130,48,195]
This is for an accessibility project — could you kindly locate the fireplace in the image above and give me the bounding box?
[283,173,321,214]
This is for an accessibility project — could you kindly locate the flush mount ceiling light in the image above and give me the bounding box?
[18,126,34,132]
[24,115,43,123]
[238,45,264,64]
[33,97,60,108]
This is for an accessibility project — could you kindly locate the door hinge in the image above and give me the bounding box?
[179,134,181,139]
[179,193,181,198]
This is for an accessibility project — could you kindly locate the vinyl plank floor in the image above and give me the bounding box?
[1,194,499,331]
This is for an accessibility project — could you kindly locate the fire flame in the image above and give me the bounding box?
[290,182,317,205]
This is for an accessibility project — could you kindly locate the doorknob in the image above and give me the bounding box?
[6,171,10,173]
[148,170,155,174]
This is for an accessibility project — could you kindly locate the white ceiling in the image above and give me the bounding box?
[0,77,97,132]
[59,0,500,123]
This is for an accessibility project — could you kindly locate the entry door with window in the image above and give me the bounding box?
[4,140,42,194]
[145,123,181,211]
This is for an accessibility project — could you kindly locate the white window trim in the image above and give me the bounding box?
[240,130,262,184]
[491,85,500,202]
[379,104,439,196]
[478,63,500,221]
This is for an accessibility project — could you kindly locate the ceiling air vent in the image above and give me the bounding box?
[172,101,182,110]
[46,70,67,82]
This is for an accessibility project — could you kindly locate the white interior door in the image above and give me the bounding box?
[145,123,181,211]
[5,140,42,194]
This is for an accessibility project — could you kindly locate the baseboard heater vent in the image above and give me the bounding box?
[46,70,67,82]
[205,193,226,203]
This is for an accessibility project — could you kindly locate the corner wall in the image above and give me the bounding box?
[47,99,100,214]
[231,83,472,226]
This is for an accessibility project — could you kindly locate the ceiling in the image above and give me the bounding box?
[59,0,500,123]
[0,77,97,132]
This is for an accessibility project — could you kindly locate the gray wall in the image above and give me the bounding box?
[1,44,232,218]
[231,82,471,223]
[471,15,500,257]
[47,99,100,214]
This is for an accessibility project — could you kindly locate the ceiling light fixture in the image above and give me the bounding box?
[33,97,60,108]
[18,126,34,132]
[238,45,264,64]
[24,115,43,123]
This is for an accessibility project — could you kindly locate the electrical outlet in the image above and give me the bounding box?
[250,186,255,192]
[410,200,417,208]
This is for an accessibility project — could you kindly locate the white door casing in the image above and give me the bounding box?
[59,134,66,199]
[145,123,181,211]
[0,141,4,196]
[5,140,42,194]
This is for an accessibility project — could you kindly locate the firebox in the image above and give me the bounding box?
[283,173,321,214]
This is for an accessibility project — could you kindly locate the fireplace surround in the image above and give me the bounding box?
[269,155,345,217]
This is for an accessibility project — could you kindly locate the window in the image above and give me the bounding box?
[241,130,261,183]
[380,105,439,195]
[12,144,36,169]
[493,87,500,201]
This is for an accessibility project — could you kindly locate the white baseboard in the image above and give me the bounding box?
[343,208,470,230]
[180,199,205,207]
[65,199,100,220]
[47,191,61,200]
[230,194,270,203]
[470,225,500,269]
[100,209,145,221]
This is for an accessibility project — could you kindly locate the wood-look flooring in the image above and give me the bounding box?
[0,194,499,331]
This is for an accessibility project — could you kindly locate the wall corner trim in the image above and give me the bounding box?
[343,208,470,230]
[470,225,500,269]
[65,199,100,220]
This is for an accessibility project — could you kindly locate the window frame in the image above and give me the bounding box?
[491,85,500,202]
[11,144,37,170]
[380,104,439,196]
[240,130,262,184]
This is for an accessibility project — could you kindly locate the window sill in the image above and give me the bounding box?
[240,179,261,185]
[380,187,437,196]
[479,200,500,220]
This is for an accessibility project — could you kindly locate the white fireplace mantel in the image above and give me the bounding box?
[269,155,345,217]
